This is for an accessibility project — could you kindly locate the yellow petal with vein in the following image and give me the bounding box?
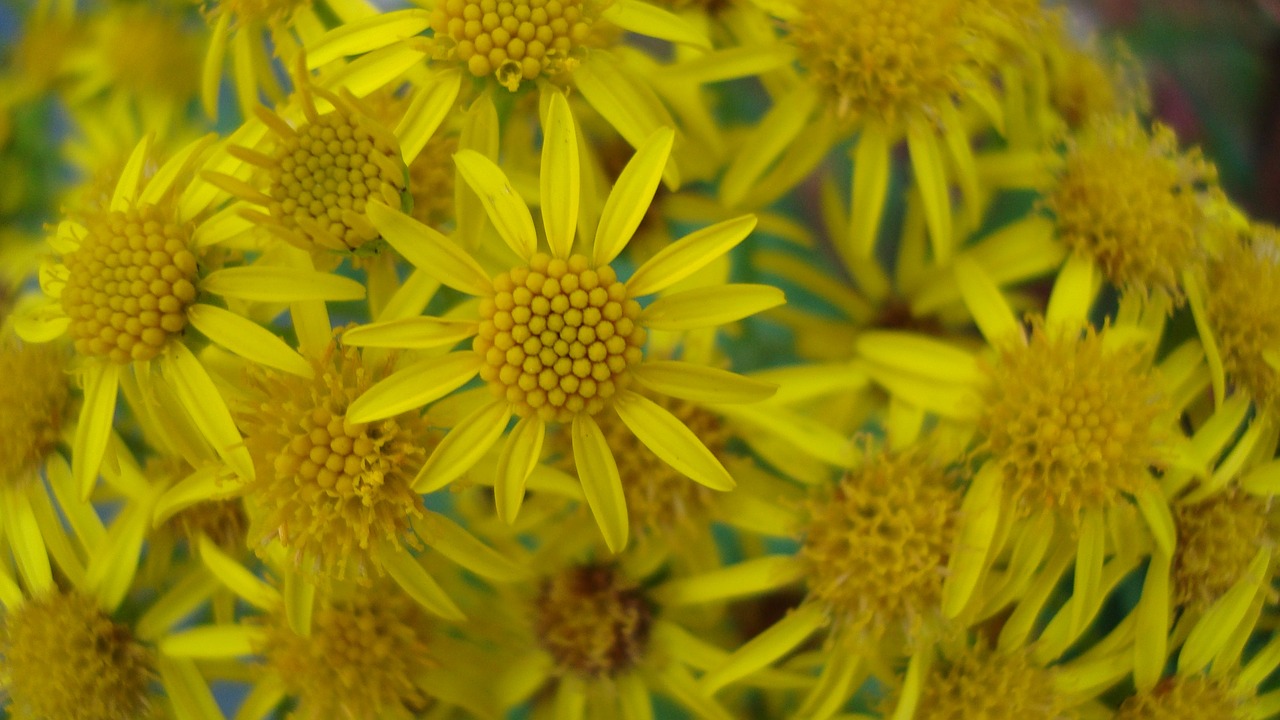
[495,415,545,524]
[346,351,482,424]
[188,303,311,378]
[86,495,156,612]
[600,0,709,48]
[954,256,1020,345]
[305,9,431,68]
[398,69,462,165]
[379,545,466,621]
[341,316,478,349]
[572,414,628,553]
[2,483,52,594]
[541,91,580,260]
[1133,551,1170,691]
[367,201,492,295]
[613,391,734,491]
[594,126,674,266]
[200,266,366,302]
[627,215,756,297]
[454,149,538,260]
[413,400,511,492]
[416,513,529,581]
[156,656,223,720]
[641,284,784,331]
[851,122,891,258]
[700,603,827,694]
[72,362,120,498]
[111,134,151,211]
[631,360,776,404]
[163,344,255,481]
[198,533,280,610]
[162,625,267,658]
[655,555,804,606]
[943,463,1002,618]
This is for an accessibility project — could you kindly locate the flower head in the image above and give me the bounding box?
[1172,488,1277,612]
[534,563,652,678]
[911,644,1071,720]
[1117,675,1256,720]
[0,338,70,479]
[1205,225,1280,408]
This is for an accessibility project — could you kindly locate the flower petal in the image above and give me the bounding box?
[495,415,545,524]
[600,0,709,48]
[198,533,280,610]
[135,569,221,641]
[86,493,156,612]
[233,676,288,720]
[413,400,512,492]
[284,570,315,638]
[341,316,478,349]
[201,266,366,303]
[415,513,530,581]
[367,201,493,295]
[574,53,679,189]
[721,84,817,209]
[72,362,120,499]
[346,351,482,424]
[1046,252,1099,327]
[1133,550,1170,691]
[397,68,463,165]
[454,149,538,261]
[155,657,223,720]
[906,116,952,264]
[640,284,784,330]
[572,413,629,553]
[850,122,892,258]
[593,126,674,266]
[187,303,312,378]
[162,625,267,658]
[954,256,1020,345]
[541,90,580,260]
[631,361,776,404]
[162,344,255,481]
[627,215,756,297]
[378,545,466,621]
[1,482,52,594]
[1179,547,1270,674]
[111,134,151,211]
[655,555,805,606]
[305,8,431,68]
[700,603,827,694]
[613,391,734,491]
[942,462,1003,618]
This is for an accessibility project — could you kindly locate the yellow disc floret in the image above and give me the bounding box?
[1049,115,1218,300]
[1206,226,1280,408]
[1172,489,1275,612]
[476,253,645,423]
[60,205,199,364]
[265,588,435,719]
[535,564,651,677]
[1,591,152,720]
[913,645,1070,720]
[800,446,959,637]
[789,0,988,121]
[240,342,430,582]
[1116,675,1254,720]
[981,321,1168,518]
[428,0,596,91]
[0,339,69,478]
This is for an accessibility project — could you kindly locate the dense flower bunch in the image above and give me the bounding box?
[1,0,1279,718]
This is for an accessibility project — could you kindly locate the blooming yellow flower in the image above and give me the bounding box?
[341,92,782,552]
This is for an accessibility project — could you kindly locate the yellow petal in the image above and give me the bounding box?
[413,400,512,492]
[711,403,855,467]
[1046,252,1099,327]
[721,85,817,208]
[541,91,580,260]
[397,68,463,165]
[850,122,892,258]
[340,316,478,349]
[284,570,315,638]
[495,415,545,524]
[554,674,587,720]
[416,513,529,581]
[319,45,427,98]
[855,331,981,385]
[795,649,861,720]
[1,482,52,594]
[890,651,928,720]
[954,256,1020,345]
[613,391,734,491]
[152,466,238,528]
[305,8,431,68]
[1134,486,1176,559]
[1179,547,1270,675]
[378,545,466,621]
[700,603,827,694]
[198,533,280,610]
[28,485,85,587]
[156,656,223,720]
[1070,510,1107,637]
[136,569,221,642]
[200,266,366,303]
[232,676,287,720]
[599,0,709,48]
[162,625,267,658]
[641,284,784,331]
[655,555,805,606]
[111,134,151,211]
[454,149,538,261]
[45,453,106,551]
[906,116,952,264]
[455,94,501,252]
[367,201,492,295]
[574,53,679,189]
[627,215,756,297]
[653,665,736,720]
[1184,269,1226,406]
[667,44,796,84]
[943,463,1003,618]
[187,303,312,378]
[617,671,655,720]
[1133,550,1170,691]
[346,351,482,424]
[140,134,217,206]
[13,305,70,343]
[72,362,120,499]
[593,126,674,266]
[631,361,776,404]
[86,494,157,612]
[162,344,255,481]
[572,413,628,553]
[200,12,230,119]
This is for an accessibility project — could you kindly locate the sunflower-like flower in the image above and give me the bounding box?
[341,92,781,552]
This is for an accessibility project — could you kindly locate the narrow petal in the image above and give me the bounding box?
[720,85,817,208]
[305,8,431,68]
[600,0,709,48]
[495,415,545,524]
[855,332,982,385]
[640,284,785,331]
[188,303,312,378]
[906,117,952,264]
[27,485,86,586]
[416,513,530,581]
[554,674,587,720]
[1046,252,1099,327]
[851,122,891,258]
[541,91,580,260]
[1,482,52,594]
[367,201,493,295]
[163,344,255,481]
[152,466,238,528]
[155,657,223,720]
[200,12,230,119]
[1179,547,1270,675]
[454,149,538,261]
[890,651,928,720]
[574,54,679,189]
[700,603,827,694]
[1184,270,1226,406]
[617,671,654,720]
[667,44,796,84]
[140,134,217,205]
[954,257,1021,345]
[593,126,674,266]
[941,105,981,229]
[631,361,776,404]
[198,534,280,610]
[796,651,861,720]
[1070,510,1106,637]
[200,266,366,302]
[136,569,221,641]
[46,453,106,551]
[111,134,151,211]
[379,546,466,621]
[397,68,463,165]
[161,625,266,659]
[0,560,20,609]
[340,316,478,349]
[455,94,501,252]
[13,306,70,343]
[86,495,155,612]
[572,414,629,553]
[319,45,427,98]
[654,555,805,606]
[72,362,120,498]
[613,391,734,491]
[346,351,482,423]
[413,400,512,492]
[232,676,288,720]
[627,215,757,297]
[943,463,1003,618]
[1134,486,1176,559]
[711,403,855,467]
[650,665,736,720]
[284,570,315,638]
[1133,551,1170,691]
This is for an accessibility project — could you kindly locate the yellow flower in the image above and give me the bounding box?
[15,133,367,497]
[1202,224,1280,412]
[341,92,782,552]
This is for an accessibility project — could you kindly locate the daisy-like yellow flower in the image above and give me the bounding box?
[342,92,782,552]
[1201,224,1280,414]
[15,133,367,496]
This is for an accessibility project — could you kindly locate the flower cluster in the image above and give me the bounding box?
[0,1,1278,719]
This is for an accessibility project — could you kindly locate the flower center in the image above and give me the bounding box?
[266,104,406,253]
[914,646,1068,720]
[0,339,70,478]
[535,564,651,677]
[61,204,199,364]
[476,253,645,423]
[1,591,152,720]
[408,135,458,229]
[265,589,435,718]
[1048,115,1216,300]
[240,344,429,582]
[1206,226,1280,408]
[1172,489,1274,612]
[980,322,1167,518]
[428,0,596,91]
[1116,676,1252,720]
[789,0,974,121]
[800,447,959,635]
